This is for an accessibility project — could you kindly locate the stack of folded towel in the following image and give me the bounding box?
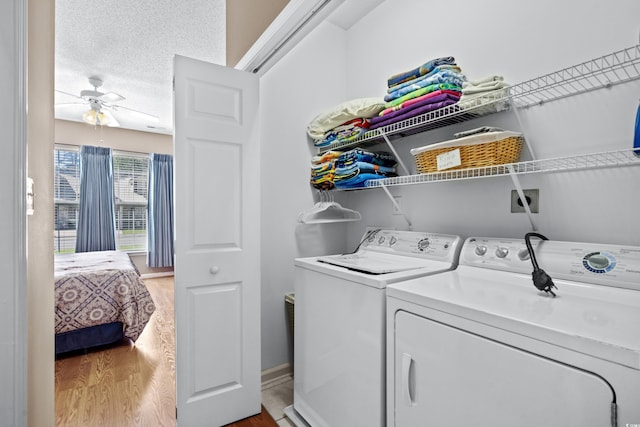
[333,149,397,189]
[369,56,463,130]
[310,150,342,190]
[307,98,386,148]
[459,75,511,113]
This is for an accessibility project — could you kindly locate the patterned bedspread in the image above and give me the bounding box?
[54,251,156,341]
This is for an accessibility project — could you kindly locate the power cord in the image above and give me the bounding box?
[349,228,381,254]
[524,232,558,297]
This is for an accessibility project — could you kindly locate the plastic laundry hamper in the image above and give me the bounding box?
[285,293,295,346]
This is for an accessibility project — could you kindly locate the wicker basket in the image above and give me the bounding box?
[411,131,524,174]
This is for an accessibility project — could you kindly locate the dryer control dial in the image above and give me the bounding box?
[582,251,616,274]
[495,246,509,258]
[475,245,488,256]
[517,249,531,261]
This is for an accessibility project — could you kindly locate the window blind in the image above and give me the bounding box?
[53,146,150,253]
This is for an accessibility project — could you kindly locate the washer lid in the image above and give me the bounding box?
[317,251,431,274]
[387,266,640,370]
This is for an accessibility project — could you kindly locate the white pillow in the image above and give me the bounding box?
[307,97,385,140]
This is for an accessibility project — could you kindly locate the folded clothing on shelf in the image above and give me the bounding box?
[313,117,372,148]
[310,151,342,190]
[333,149,397,189]
[307,97,385,141]
[458,75,511,114]
[370,92,461,130]
[372,57,463,130]
[387,56,457,88]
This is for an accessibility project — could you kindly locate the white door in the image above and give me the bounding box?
[173,55,261,426]
[393,311,614,427]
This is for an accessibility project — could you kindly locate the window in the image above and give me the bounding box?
[112,152,149,252]
[53,148,80,253]
[53,146,149,253]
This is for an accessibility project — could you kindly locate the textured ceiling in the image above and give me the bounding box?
[54,0,386,135]
[54,0,226,134]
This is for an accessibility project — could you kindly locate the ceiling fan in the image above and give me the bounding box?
[55,76,159,128]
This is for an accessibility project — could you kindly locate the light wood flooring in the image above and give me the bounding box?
[55,276,278,427]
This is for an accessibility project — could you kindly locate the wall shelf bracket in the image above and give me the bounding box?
[508,165,537,231]
[380,182,412,229]
[380,130,410,176]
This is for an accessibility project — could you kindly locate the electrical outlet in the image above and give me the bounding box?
[511,189,539,213]
[392,196,402,215]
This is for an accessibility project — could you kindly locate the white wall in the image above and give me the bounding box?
[258,0,640,370]
[27,0,55,425]
[260,20,350,369]
[55,119,173,155]
[340,0,640,247]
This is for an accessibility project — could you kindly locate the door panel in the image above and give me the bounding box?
[393,310,614,427]
[188,139,241,249]
[174,54,260,426]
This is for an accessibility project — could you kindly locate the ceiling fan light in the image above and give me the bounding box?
[97,112,109,126]
[82,109,97,125]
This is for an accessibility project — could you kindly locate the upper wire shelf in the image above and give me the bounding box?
[316,44,640,154]
[362,149,640,188]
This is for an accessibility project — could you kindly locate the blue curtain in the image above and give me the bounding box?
[147,153,174,267]
[75,145,116,252]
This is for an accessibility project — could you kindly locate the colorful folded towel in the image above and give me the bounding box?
[387,57,456,88]
[384,70,463,102]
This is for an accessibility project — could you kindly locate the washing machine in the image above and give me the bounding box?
[285,229,462,427]
[386,236,640,427]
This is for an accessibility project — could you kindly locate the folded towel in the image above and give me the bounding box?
[387,57,456,88]
[385,83,462,109]
[384,70,463,102]
[379,90,461,117]
[312,151,342,164]
[454,126,504,138]
[387,65,461,94]
[334,171,394,189]
[369,98,459,130]
[462,75,510,95]
[335,161,396,176]
[337,149,397,168]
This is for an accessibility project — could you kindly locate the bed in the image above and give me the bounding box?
[54,250,156,355]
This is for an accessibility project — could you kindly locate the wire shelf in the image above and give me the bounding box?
[510,44,640,108]
[316,44,640,155]
[363,149,640,188]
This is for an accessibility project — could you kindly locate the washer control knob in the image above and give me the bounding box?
[389,236,398,246]
[518,249,531,261]
[495,247,509,258]
[475,245,487,256]
[378,236,386,245]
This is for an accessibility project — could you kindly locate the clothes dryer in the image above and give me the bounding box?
[386,236,640,427]
[285,229,462,427]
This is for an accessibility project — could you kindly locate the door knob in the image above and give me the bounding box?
[209,266,220,274]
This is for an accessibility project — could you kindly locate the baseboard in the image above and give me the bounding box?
[261,362,292,384]
[140,271,175,279]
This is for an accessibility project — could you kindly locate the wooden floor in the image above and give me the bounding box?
[55,276,277,427]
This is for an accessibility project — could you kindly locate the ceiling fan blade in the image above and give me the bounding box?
[100,109,120,127]
[99,91,125,104]
[112,105,160,123]
[55,102,88,108]
[55,89,83,100]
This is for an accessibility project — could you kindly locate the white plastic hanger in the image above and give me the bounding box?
[297,191,362,224]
